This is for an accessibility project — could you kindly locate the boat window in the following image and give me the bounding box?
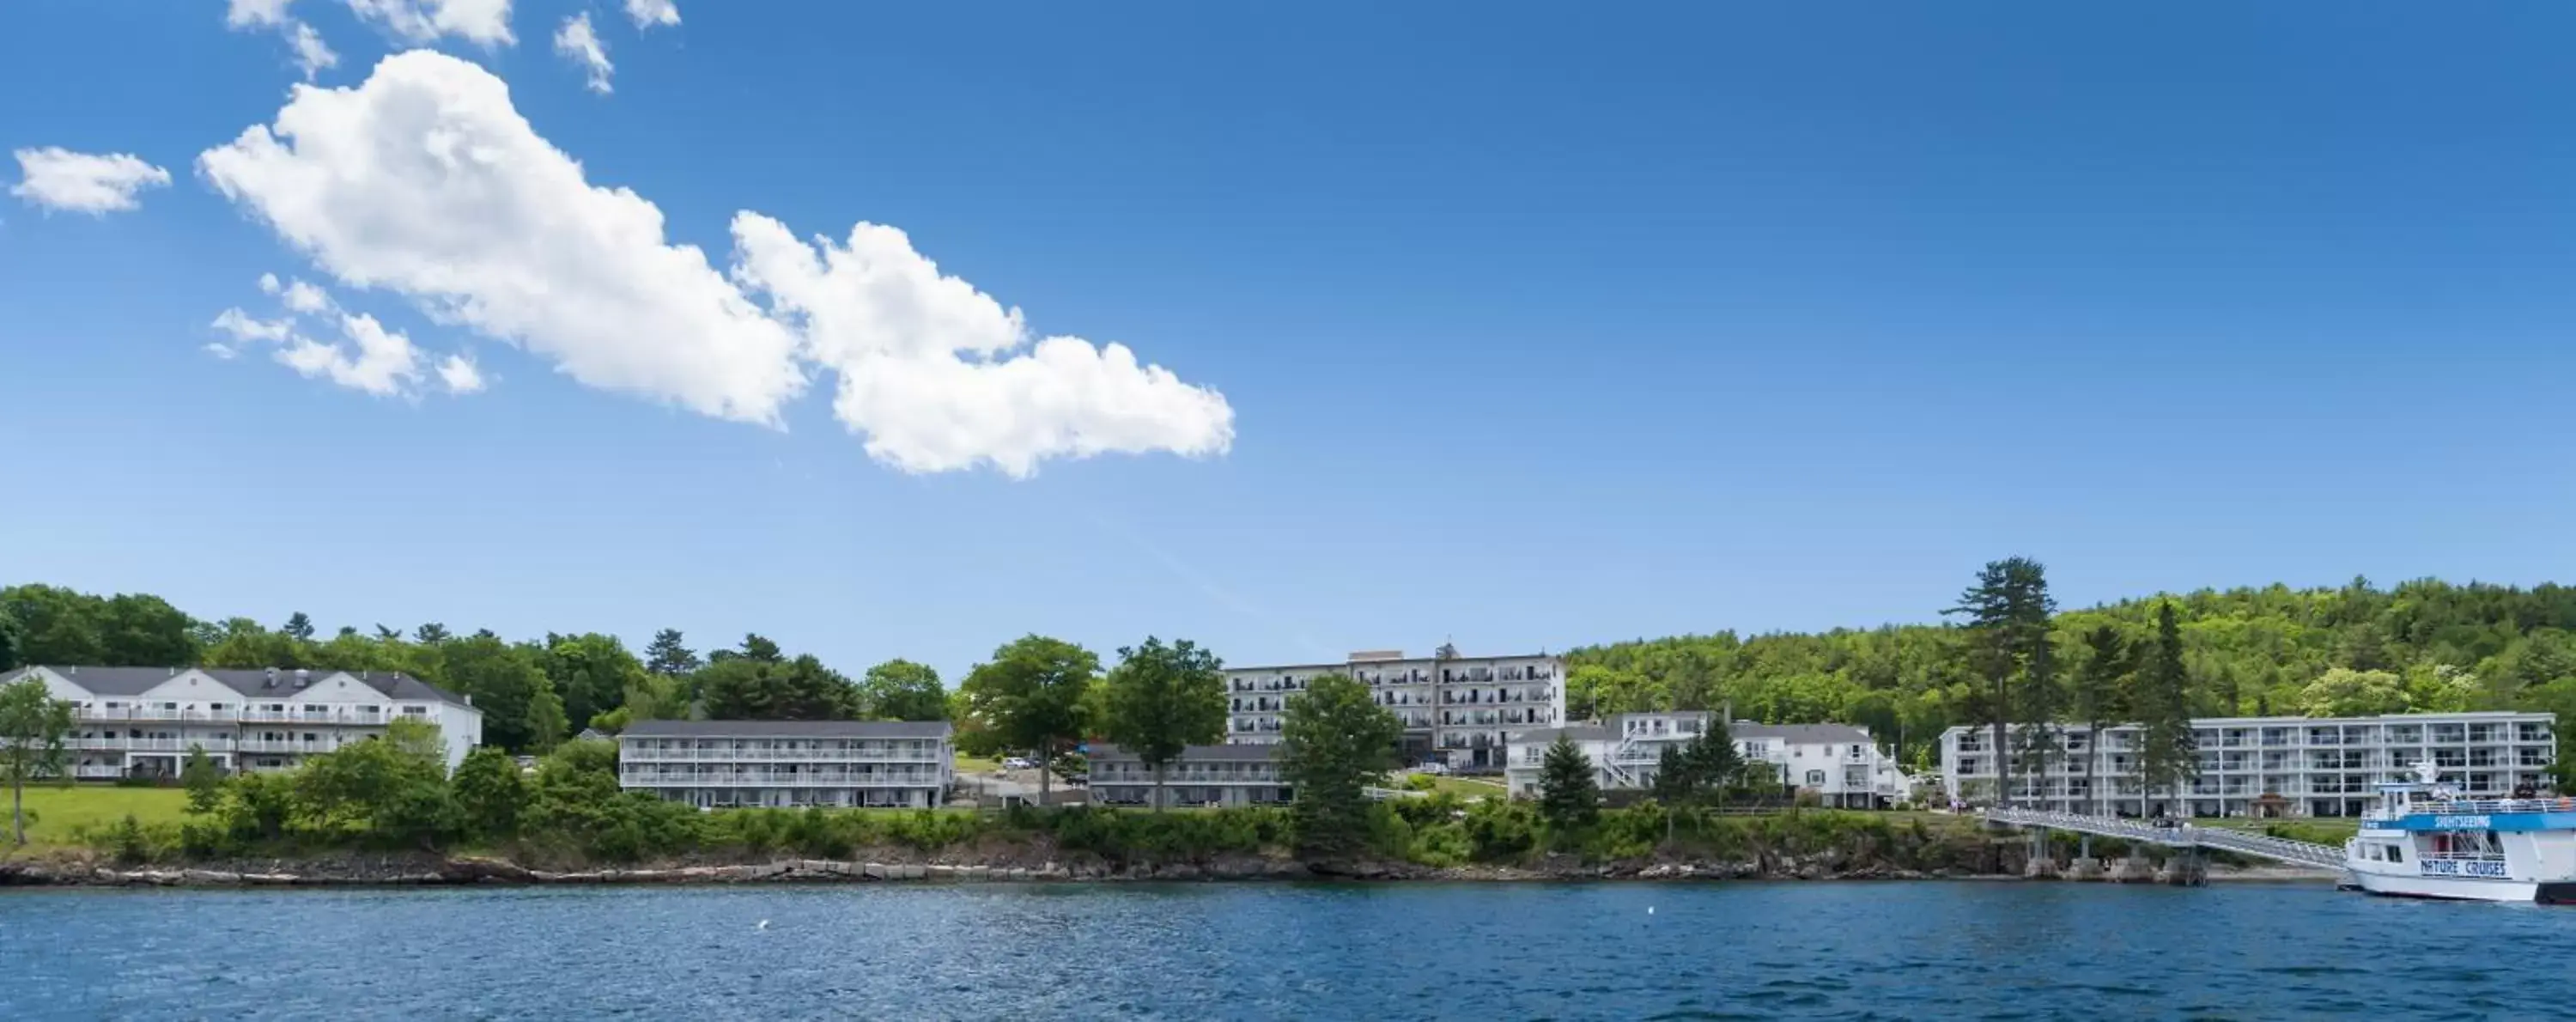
[2386,844,2403,864]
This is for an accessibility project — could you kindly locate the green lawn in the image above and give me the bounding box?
[1426,776,1508,798]
[953,755,1000,775]
[5,785,190,849]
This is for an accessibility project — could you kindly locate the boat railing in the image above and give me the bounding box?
[2391,797,2576,818]
[2416,851,2507,863]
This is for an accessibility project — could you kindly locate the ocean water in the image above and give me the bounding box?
[2,879,2567,1019]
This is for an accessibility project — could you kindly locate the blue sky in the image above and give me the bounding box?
[4,2,2573,682]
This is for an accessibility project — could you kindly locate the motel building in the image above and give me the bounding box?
[1086,743,1291,808]
[3,665,484,776]
[617,719,955,809]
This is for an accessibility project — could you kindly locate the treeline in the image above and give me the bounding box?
[1566,574,2576,774]
[0,584,948,753]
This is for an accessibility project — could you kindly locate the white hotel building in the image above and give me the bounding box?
[1088,743,1289,808]
[1939,710,2559,818]
[3,665,484,776]
[1504,711,1911,808]
[617,720,955,809]
[1225,648,1564,770]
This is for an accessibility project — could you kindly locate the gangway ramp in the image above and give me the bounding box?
[1980,808,2345,870]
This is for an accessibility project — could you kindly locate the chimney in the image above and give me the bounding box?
[294,669,310,688]
[464,694,474,707]
[68,666,77,676]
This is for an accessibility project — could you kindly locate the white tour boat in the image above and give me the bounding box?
[2343,760,2576,903]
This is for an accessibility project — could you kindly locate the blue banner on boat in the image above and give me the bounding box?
[2390,812,2576,832]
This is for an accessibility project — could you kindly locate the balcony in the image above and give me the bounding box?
[621,747,945,763]
[621,770,941,788]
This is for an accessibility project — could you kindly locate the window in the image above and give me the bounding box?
[2385,844,2403,864]
[1805,770,1826,786]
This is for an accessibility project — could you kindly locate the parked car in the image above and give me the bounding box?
[1001,757,1035,771]
[1417,761,1450,776]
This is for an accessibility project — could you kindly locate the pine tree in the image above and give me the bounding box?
[2135,600,2197,818]
[1537,734,1601,836]
[2071,625,2131,816]
[1946,557,2053,806]
[1649,741,1696,845]
[282,612,315,642]
[1279,673,1401,858]
[645,629,702,677]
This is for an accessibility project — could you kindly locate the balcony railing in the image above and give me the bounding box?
[621,748,945,763]
[619,771,941,788]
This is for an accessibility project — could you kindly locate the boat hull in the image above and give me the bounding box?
[2348,868,2571,903]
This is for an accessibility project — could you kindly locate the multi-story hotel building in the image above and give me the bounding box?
[1087,743,1289,808]
[617,720,955,809]
[1938,710,2559,818]
[1504,711,1910,808]
[1224,648,1565,770]
[3,664,484,776]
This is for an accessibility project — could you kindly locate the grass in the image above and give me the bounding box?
[4,784,191,849]
[2200,817,2360,840]
[1425,776,1508,798]
[953,755,1000,775]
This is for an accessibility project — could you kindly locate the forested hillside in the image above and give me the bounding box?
[1568,576,2576,770]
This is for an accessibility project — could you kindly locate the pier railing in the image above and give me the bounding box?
[1979,808,2345,870]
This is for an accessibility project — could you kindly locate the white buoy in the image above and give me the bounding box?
[1647,906,1656,916]
[757,920,770,930]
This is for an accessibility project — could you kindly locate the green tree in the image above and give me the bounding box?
[2070,625,2132,816]
[1100,637,1228,811]
[1945,557,2055,807]
[99,593,198,666]
[293,718,454,849]
[0,606,21,671]
[282,611,316,642]
[1536,734,1601,836]
[183,745,225,815]
[435,635,562,752]
[450,745,527,842]
[539,633,648,737]
[414,623,452,645]
[2134,600,2197,817]
[1649,741,1698,844]
[959,636,1099,806]
[644,628,702,677]
[1687,720,1747,796]
[0,584,106,665]
[857,659,949,721]
[1278,672,1400,858]
[0,677,76,845]
[698,653,859,721]
[2298,667,2410,717]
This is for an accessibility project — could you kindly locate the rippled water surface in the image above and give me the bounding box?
[4,880,2570,1019]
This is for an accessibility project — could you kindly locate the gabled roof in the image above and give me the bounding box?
[7,666,473,709]
[1733,722,1872,745]
[620,719,953,739]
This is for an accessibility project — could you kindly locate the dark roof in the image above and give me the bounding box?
[1088,742,1279,763]
[11,666,471,709]
[1733,722,1872,744]
[1509,724,1614,744]
[620,719,953,739]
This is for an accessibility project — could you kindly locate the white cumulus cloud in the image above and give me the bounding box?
[198,51,804,423]
[201,51,1232,478]
[344,0,514,46]
[437,352,487,393]
[624,0,678,28]
[732,216,1235,477]
[552,14,612,94]
[223,1,340,80]
[227,0,296,27]
[9,148,172,215]
[211,274,478,399]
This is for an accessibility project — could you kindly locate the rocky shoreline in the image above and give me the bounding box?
[0,852,2005,889]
